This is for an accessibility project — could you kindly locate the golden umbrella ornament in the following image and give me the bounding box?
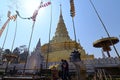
[93,37,119,57]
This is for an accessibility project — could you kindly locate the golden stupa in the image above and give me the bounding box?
[41,6,94,62]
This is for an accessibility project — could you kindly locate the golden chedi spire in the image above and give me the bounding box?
[50,5,72,43]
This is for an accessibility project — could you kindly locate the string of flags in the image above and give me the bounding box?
[0,11,17,37]
[38,1,51,8]
[16,1,51,21]
[7,11,17,21]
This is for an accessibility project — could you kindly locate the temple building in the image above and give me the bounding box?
[26,39,44,72]
[41,6,94,62]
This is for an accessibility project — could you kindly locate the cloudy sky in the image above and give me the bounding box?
[0,0,120,58]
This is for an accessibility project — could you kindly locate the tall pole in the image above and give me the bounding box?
[89,0,120,58]
[72,17,77,43]
[70,0,77,49]
[70,0,81,80]
[11,15,17,51]
[46,0,52,69]
[23,21,35,73]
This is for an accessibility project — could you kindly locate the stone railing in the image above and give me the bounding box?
[84,57,120,64]
[84,57,120,68]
